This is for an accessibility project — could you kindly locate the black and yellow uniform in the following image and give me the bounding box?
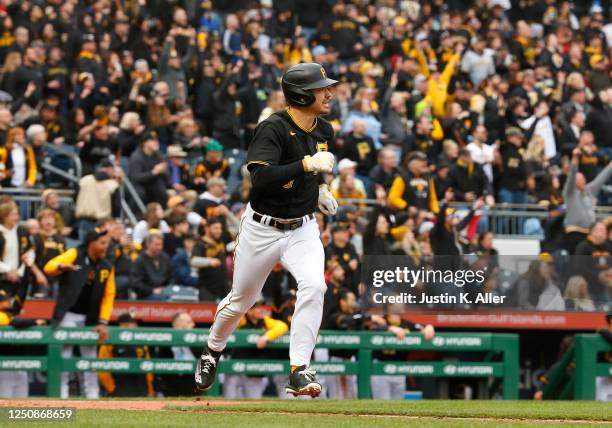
[499,143,527,191]
[448,159,490,201]
[76,51,104,82]
[44,247,116,326]
[192,235,228,300]
[0,144,37,187]
[43,118,66,143]
[108,240,142,275]
[339,133,378,177]
[193,159,230,191]
[193,197,226,222]
[388,171,438,213]
[324,241,360,293]
[98,343,153,397]
[246,109,333,219]
[578,152,609,183]
[33,233,65,271]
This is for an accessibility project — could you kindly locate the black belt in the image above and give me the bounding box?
[252,212,314,231]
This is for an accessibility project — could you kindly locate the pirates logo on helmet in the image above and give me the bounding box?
[281,63,338,107]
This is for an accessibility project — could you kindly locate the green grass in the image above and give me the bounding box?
[0,409,596,428]
[2,400,610,428]
[172,399,612,422]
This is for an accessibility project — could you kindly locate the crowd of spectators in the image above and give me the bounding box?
[0,0,610,312]
[0,0,611,398]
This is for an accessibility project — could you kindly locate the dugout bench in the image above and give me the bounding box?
[0,328,519,399]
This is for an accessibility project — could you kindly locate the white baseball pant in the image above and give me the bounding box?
[325,356,357,399]
[0,371,28,397]
[596,377,612,401]
[371,375,406,400]
[59,312,99,399]
[208,203,326,367]
[223,374,268,398]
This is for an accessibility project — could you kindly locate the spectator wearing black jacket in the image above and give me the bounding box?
[79,123,119,176]
[42,47,69,107]
[497,127,528,204]
[586,88,612,158]
[212,64,245,150]
[193,61,217,134]
[11,47,42,107]
[369,147,399,200]
[324,223,360,293]
[448,149,491,203]
[430,194,481,257]
[294,0,327,39]
[131,233,171,300]
[117,112,145,159]
[388,151,436,214]
[76,34,105,83]
[191,218,228,301]
[321,4,360,61]
[483,75,509,145]
[163,214,189,258]
[363,206,392,256]
[128,133,169,207]
[558,110,585,156]
[340,119,378,180]
[170,234,198,288]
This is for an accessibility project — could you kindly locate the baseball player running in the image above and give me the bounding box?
[195,63,339,397]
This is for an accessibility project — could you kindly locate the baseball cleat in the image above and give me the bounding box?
[286,365,322,397]
[195,349,220,391]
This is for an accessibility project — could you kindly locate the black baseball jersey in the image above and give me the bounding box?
[247,109,334,219]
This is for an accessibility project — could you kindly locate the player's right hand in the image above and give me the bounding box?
[304,152,335,173]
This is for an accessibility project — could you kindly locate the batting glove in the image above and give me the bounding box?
[303,152,335,173]
[318,186,338,215]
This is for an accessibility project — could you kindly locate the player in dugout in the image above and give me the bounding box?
[44,227,116,399]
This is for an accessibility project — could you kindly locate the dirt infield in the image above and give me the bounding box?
[0,398,247,411]
[0,399,606,425]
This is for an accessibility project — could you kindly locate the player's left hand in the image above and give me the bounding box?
[318,186,338,215]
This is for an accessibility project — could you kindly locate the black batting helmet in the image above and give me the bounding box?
[281,63,338,107]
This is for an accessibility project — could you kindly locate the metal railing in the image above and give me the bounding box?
[1,188,75,220]
[336,199,612,237]
[0,327,520,400]
[41,143,82,185]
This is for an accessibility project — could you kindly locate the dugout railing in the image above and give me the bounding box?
[0,327,518,399]
[574,334,612,400]
[538,334,612,400]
